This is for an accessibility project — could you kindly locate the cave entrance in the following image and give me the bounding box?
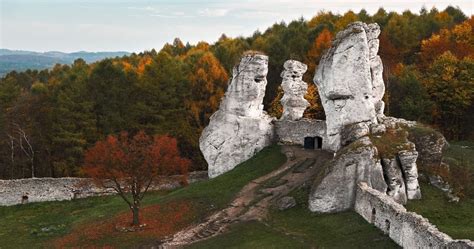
[304,136,323,150]
[316,136,323,149]
[304,137,315,149]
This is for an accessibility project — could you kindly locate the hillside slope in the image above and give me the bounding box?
[0,49,129,76]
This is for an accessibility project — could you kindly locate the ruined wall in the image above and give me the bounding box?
[355,182,474,248]
[0,172,208,206]
[274,118,326,148]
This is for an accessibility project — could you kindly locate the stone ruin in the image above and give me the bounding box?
[200,22,423,210]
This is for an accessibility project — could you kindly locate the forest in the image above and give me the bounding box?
[0,6,472,179]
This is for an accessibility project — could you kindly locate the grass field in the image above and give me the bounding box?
[405,141,474,240]
[0,145,286,248]
[190,185,399,249]
[0,144,472,248]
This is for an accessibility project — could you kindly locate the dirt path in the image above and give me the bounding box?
[159,146,332,248]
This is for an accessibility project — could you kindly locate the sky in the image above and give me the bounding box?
[0,0,472,53]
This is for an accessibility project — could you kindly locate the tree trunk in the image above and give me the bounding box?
[132,205,140,226]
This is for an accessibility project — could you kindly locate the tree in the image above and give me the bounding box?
[423,52,474,139]
[419,18,473,68]
[83,131,190,226]
[387,65,434,122]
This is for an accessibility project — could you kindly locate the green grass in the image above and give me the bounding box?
[190,186,399,249]
[443,141,474,170]
[0,145,286,248]
[406,182,474,240]
[0,192,163,248]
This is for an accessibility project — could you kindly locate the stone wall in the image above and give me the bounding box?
[274,118,327,149]
[355,182,474,248]
[0,171,208,206]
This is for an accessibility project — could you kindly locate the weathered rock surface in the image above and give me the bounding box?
[314,22,384,151]
[276,196,296,210]
[341,122,370,146]
[370,123,386,135]
[398,149,421,200]
[280,60,309,120]
[381,157,408,205]
[275,118,326,147]
[200,53,274,178]
[309,136,387,213]
[407,125,448,171]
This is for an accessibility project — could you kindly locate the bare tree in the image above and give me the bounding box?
[6,134,15,179]
[13,123,35,178]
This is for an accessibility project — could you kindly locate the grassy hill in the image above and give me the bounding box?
[0,145,471,248]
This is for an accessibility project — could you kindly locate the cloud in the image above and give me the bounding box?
[198,8,229,17]
[127,6,155,11]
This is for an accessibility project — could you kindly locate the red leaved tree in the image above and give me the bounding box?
[83,131,190,226]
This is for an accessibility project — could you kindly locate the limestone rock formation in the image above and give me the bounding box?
[381,157,408,204]
[280,60,309,120]
[314,22,384,152]
[309,22,426,212]
[398,149,422,199]
[200,53,274,178]
[309,136,387,213]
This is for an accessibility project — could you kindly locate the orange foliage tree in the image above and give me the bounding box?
[420,17,474,68]
[83,131,190,226]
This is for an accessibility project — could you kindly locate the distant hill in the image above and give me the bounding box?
[0,49,130,76]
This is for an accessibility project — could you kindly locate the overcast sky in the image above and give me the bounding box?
[0,0,472,53]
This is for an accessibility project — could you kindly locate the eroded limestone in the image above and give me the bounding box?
[200,53,274,178]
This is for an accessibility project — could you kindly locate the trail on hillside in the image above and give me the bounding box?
[159,146,332,248]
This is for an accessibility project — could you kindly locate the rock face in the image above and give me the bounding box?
[200,53,274,178]
[407,126,448,170]
[276,196,296,211]
[398,149,422,200]
[280,60,309,120]
[274,119,326,147]
[309,22,427,212]
[309,136,387,213]
[381,157,408,204]
[314,22,384,152]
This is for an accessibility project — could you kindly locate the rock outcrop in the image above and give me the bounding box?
[309,22,425,212]
[280,60,309,120]
[309,136,387,213]
[200,53,274,178]
[381,157,408,204]
[314,22,384,152]
[398,149,422,199]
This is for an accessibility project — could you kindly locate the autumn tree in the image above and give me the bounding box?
[83,131,190,226]
[423,52,474,139]
[184,48,229,129]
[419,18,473,68]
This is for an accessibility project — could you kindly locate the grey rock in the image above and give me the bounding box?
[381,157,407,205]
[309,137,387,213]
[341,122,370,146]
[200,53,274,178]
[274,119,326,147]
[370,123,386,135]
[314,22,383,151]
[280,60,309,121]
[398,148,421,200]
[276,196,296,210]
[407,126,448,171]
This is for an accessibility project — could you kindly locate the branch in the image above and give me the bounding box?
[138,176,154,201]
[111,177,132,207]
